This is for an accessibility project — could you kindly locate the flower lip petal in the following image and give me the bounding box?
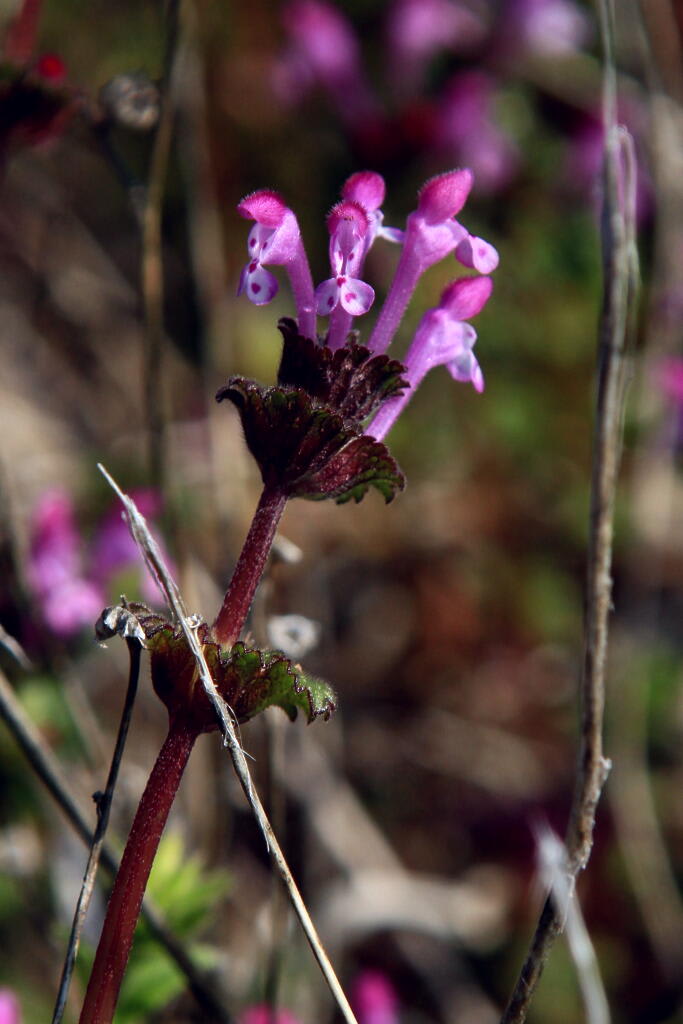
[243,263,279,304]
[237,189,289,226]
[327,198,370,237]
[448,349,485,391]
[378,224,405,244]
[315,277,341,313]
[339,277,374,316]
[417,168,473,223]
[440,275,493,319]
[341,170,386,211]
[455,234,499,273]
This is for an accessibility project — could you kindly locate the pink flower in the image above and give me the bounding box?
[274,0,379,126]
[385,0,485,95]
[236,168,497,437]
[341,171,404,252]
[27,490,104,638]
[237,189,316,338]
[500,0,592,57]
[351,970,400,1024]
[367,169,498,356]
[437,72,519,195]
[90,488,171,604]
[0,990,20,1024]
[369,276,493,441]
[315,200,375,318]
[655,358,683,405]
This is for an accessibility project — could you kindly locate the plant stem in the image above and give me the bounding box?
[79,717,198,1024]
[213,486,287,646]
[52,640,141,1024]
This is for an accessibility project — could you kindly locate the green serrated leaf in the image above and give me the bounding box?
[237,650,337,723]
[110,605,337,727]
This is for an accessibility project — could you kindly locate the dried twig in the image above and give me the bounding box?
[51,639,141,1024]
[0,665,232,1022]
[536,827,610,1024]
[98,464,360,1024]
[142,0,180,488]
[500,1,638,1019]
[0,620,33,671]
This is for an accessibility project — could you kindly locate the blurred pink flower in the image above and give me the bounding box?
[351,970,400,1024]
[501,0,592,56]
[655,358,683,403]
[27,490,104,638]
[438,71,519,194]
[90,488,172,605]
[27,486,173,637]
[0,990,21,1024]
[385,0,485,95]
[238,1006,302,1024]
[273,0,379,126]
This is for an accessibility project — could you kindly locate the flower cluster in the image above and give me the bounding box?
[272,0,592,194]
[232,168,497,454]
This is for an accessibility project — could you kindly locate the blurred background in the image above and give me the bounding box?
[0,0,682,1021]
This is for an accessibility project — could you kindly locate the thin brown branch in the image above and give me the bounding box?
[500,1,638,1019]
[98,464,360,1024]
[0,665,232,1022]
[0,620,33,671]
[51,639,141,1024]
[142,0,180,488]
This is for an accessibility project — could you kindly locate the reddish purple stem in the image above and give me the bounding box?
[78,718,198,1024]
[213,485,288,646]
[79,485,287,1021]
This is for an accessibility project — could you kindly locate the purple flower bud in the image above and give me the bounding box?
[416,168,473,222]
[369,275,492,440]
[341,170,404,250]
[237,189,316,338]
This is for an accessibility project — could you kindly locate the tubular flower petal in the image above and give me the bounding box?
[234,170,497,449]
[237,188,316,335]
[315,200,375,317]
[367,168,498,355]
[455,233,500,273]
[368,276,493,440]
